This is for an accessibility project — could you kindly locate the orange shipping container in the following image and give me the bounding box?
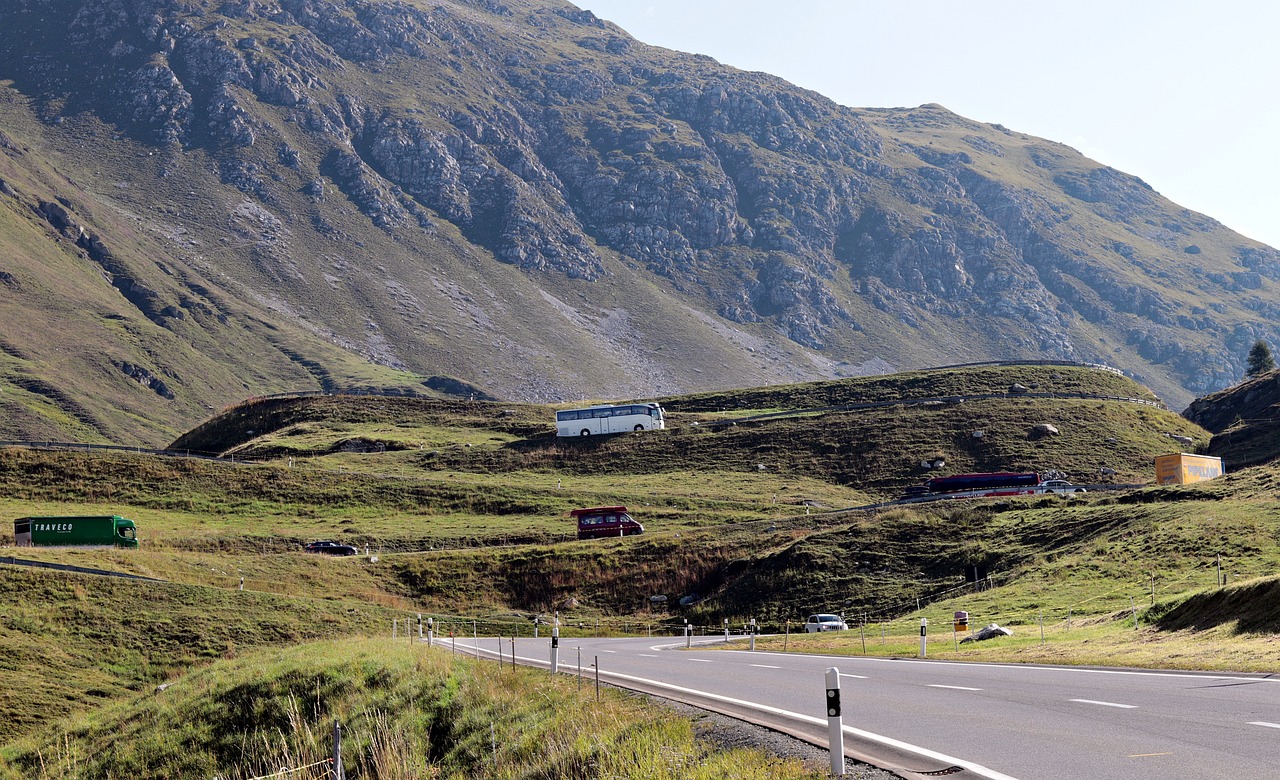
[1154,453,1223,485]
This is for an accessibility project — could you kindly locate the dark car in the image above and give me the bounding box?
[304,540,359,556]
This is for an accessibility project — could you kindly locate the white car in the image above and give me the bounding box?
[1037,479,1086,494]
[804,613,848,633]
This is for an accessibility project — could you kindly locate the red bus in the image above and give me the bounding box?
[572,506,644,539]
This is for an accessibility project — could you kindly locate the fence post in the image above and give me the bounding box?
[332,721,344,780]
[825,668,845,776]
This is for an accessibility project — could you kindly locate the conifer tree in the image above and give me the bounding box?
[1247,339,1275,376]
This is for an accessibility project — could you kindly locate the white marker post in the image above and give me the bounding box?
[750,618,757,651]
[919,618,928,658]
[684,619,691,648]
[417,613,423,641]
[427,618,434,647]
[550,622,560,674]
[723,618,729,643]
[825,667,845,776]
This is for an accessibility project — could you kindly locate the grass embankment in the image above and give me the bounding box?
[0,638,829,780]
[0,567,397,743]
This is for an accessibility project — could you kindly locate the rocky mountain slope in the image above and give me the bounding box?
[1,0,1277,444]
[1183,368,1280,469]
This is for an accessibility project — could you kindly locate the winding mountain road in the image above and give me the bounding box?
[447,633,1279,780]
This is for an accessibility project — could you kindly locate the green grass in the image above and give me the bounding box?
[0,638,830,780]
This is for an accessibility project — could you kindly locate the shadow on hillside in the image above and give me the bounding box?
[1156,577,1280,634]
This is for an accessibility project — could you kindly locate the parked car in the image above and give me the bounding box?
[1037,479,1087,495]
[804,613,848,633]
[304,540,359,556]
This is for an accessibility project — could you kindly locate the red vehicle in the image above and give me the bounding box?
[572,506,644,540]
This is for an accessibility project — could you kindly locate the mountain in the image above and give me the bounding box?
[1183,368,1280,469]
[2,0,1277,445]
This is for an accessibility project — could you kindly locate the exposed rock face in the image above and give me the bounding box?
[0,0,1277,417]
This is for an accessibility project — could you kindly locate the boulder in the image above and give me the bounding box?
[1030,423,1059,437]
[959,623,1013,644]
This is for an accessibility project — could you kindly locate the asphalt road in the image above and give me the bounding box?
[445,633,1280,780]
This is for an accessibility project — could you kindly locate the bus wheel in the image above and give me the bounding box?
[634,424,644,432]
[580,429,591,436]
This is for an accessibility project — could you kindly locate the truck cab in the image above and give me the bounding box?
[571,506,644,540]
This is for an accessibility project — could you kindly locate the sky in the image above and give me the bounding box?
[579,1,1280,249]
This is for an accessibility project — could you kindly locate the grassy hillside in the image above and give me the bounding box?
[0,631,827,780]
[10,363,1280,772]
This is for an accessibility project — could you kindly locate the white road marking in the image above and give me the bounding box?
[638,653,658,658]
[840,673,869,679]
[750,664,781,669]
[588,667,1020,780]
[689,658,714,663]
[928,684,982,691]
[1070,699,1136,709]
[599,649,617,653]
[1248,721,1280,729]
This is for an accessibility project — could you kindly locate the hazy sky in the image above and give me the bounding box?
[579,1,1280,250]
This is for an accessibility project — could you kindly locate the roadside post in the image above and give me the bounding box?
[332,721,345,780]
[417,613,422,641]
[684,618,691,648]
[919,618,928,658]
[825,668,845,776]
[427,618,434,647]
[749,618,757,651]
[550,621,560,674]
[723,618,729,643]
[392,619,397,640]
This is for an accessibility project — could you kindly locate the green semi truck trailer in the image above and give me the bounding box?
[14,515,139,549]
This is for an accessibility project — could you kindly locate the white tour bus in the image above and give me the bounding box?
[556,403,665,437]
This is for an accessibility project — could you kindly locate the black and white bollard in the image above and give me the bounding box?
[427,618,434,647]
[550,623,560,673]
[684,619,691,648]
[919,618,928,658]
[749,618,757,651]
[723,618,729,643]
[417,613,423,641]
[825,668,845,776]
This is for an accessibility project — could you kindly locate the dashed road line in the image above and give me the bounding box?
[689,658,714,663]
[928,684,982,691]
[750,664,781,669]
[1070,699,1136,709]
[1248,721,1280,729]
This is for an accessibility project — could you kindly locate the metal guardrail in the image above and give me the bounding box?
[0,555,166,582]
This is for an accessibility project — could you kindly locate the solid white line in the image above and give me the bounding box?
[590,668,1020,780]
[716,650,1280,684]
[599,649,617,653]
[1248,721,1280,729]
[638,653,658,658]
[750,664,781,669]
[840,673,869,679]
[928,684,982,691]
[1070,699,1136,709]
[689,658,714,663]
